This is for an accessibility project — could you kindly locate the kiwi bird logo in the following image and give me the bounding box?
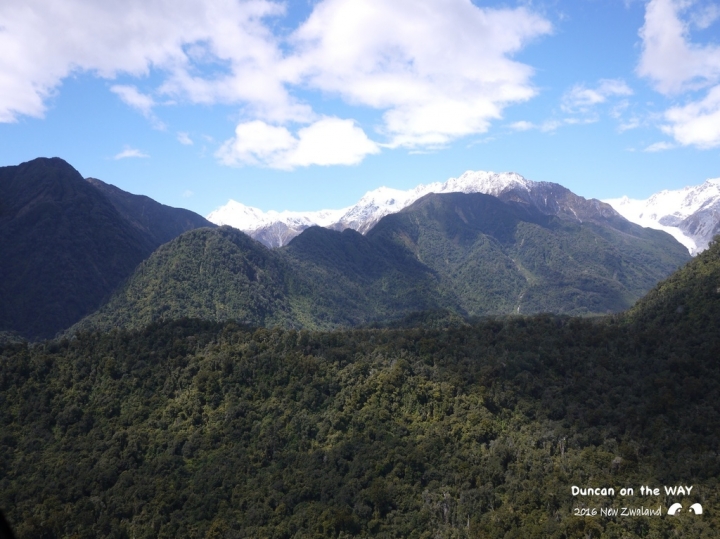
[668,503,703,515]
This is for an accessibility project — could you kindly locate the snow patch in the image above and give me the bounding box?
[604,178,720,255]
[207,170,531,246]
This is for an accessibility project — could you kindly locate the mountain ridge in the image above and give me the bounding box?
[208,170,625,248]
[604,177,720,254]
[210,171,720,256]
[0,157,215,339]
[87,177,214,247]
[73,190,690,334]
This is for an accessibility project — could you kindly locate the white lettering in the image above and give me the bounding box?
[571,486,615,496]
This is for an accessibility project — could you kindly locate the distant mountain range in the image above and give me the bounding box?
[74,189,689,334]
[209,171,720,255]
[0,158,214,339]
[208,171,623,248]
[0,157,695,340]
[604,178,720,255]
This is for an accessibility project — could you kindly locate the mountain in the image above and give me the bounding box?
[74,191,690,334]
[70,227,296,333]
[0,157,215,340]
[208,170,636,248]
[2,241,720,538]
[281,225,442,326]
[207,200,347,249]
[604,178,720,254]
[625,235,720,335]
[87,177,214,247]
[367,192,689,316]
[70,224,442,333]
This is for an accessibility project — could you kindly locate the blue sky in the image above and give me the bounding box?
[1,0,719,216]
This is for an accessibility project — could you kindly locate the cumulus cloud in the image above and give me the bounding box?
[0,0,294,122]
[0,0,552,164]
[216,117,379,169]
[287,0,552,148]
[662,85,720,147]
[638,0,720,94]
[114,146,149,159]
[638,0,720,148]
[561,79,633,113]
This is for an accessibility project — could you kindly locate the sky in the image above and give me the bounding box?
[1,0,719,216]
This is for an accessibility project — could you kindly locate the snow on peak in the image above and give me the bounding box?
[207,199,347,232]
[437,170,531,196]
[603,177,720,255]
[206,170,536,246]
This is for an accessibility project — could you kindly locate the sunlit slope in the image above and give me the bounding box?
[625,236,720,336]
[73,192,690,334]
[71,227,297,332]
[368,192,690,315]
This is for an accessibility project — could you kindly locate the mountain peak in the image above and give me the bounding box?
[604,177,720,254]
[208,170,546,246]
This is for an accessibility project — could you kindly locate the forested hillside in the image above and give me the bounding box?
[0,158,214,340]
[74,192,690,335]
[366,192,687,315]
[2,241,719,538]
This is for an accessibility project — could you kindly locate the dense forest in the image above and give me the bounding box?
[73,192,689,337]
[1,158,690,342]
[1,241,719,537]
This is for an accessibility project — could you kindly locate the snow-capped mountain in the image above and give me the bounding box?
[207,201,347,249]
[604,178,720,255]
[329,171,534,234]
[208,170,623,248]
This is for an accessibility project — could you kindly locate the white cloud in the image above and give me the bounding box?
[0,0,551,164]
[644,141,676,152]
[216,117,379,169]
[111,85,155,116]
[540,120,564,132]
[216,120,296,166]
[0,0,294,122]
[111,84,167,129]
[507,118,593,133]
[182,189,195,198]
[509,121,536,131]
[288,0,552,148]
[177,132,193,145]
[638,0,720,94]
[662,85,720,147]
[114,146,149,159]
[289,117,380,167]
[618,117,642,132]
[638,0,720,148]
[562,79,633,113]
[690,3,720,29]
